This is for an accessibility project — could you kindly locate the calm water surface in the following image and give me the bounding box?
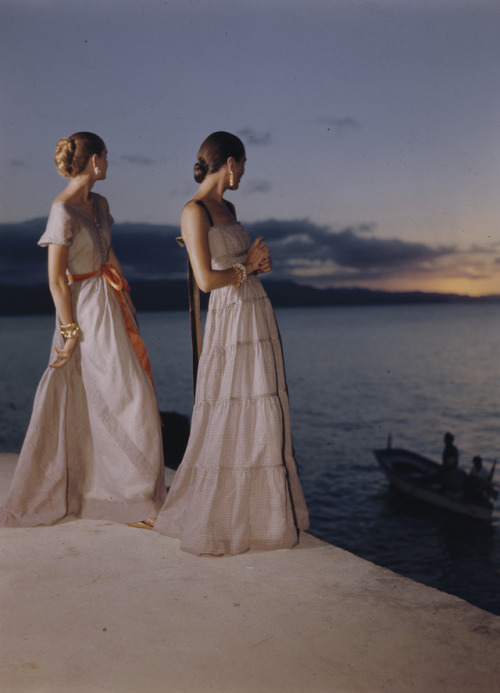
[1,303,499,614]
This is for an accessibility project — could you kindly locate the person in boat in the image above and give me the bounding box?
[441,432,464,495]
[442,432,458,470]
[467,456,498,501]
[469,456,489,482]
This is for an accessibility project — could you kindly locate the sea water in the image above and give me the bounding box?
[1,303,499,614]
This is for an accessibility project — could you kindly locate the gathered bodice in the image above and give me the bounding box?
[208,223,251,271]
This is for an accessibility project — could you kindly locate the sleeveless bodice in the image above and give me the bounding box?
[208,222,251,270]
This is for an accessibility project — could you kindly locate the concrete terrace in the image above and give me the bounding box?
[1,452,499,693]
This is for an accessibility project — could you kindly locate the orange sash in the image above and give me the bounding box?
[67,262,155,390]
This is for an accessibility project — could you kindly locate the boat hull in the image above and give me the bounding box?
[374,447,494,521]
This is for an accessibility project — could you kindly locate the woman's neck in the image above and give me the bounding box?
[197,173,227,203]
[55,176,95,212]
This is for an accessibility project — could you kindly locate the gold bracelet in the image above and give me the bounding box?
[235,263,247,283]
[60,322,80,339]
[232,263,247,288]
[232,265,243,288]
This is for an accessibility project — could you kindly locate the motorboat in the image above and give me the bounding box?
[374,444,497,521]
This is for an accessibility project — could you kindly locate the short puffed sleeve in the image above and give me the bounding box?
[38,203,75,247]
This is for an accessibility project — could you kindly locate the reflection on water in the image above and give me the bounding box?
[277,303,500,615]
[310,459,499,613]
[1,303,499,614]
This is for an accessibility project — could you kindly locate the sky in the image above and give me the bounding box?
[1,0,499,296]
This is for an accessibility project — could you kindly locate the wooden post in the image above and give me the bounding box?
[177,237,201,394]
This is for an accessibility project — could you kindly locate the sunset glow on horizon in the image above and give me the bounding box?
[326,275,499,299]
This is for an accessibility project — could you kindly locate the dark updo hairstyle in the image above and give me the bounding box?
[54,131,106,178]
[194,131,246,184]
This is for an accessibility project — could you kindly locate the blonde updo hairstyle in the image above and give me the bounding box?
[194,131,245,184]
[54,131,105,178]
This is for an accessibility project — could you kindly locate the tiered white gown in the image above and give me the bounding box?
[0,193,166,527]
[154,219,309,554]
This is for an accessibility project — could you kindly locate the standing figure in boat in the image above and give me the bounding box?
[0,132,166,527]
[153,131,309,555]
[441,431,464,494]
[442,432,458,471]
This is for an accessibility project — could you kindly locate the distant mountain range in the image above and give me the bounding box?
[1,279,498,316]
[2,218,498,314]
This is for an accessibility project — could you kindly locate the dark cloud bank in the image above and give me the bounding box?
[0,218,497,315]
[247,219,455,283]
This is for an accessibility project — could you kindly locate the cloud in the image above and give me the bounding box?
[469,242,500,254]
[0,217,496,295]
[0,219,185,285]
[244,218,498,290]
[247,217,452,274]
[111,223,185,281]
[121,155,158,166]
[326,228,452,270]
[315,116,361,133]
[237,128,272,146]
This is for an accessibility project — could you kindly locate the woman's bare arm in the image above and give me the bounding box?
[47,244,78,368]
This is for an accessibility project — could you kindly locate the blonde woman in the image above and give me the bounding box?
[0,132,166,527]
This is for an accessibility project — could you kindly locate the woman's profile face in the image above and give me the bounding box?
[232,156,246,188]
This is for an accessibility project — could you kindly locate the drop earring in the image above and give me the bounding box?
[229,170,235,188]
[94,166,101,175]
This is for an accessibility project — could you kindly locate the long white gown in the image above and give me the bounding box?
[0,193,166,527]
[154,215,309,554]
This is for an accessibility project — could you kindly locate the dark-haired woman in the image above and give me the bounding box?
[153,131,309,554]
[0,132,166,527]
